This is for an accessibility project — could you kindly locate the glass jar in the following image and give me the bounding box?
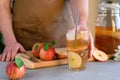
[95,1,120,54]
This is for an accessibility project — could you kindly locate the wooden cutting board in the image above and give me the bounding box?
[15,51,68,69]
[15,47,114,69]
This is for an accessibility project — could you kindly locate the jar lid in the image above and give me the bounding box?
[100,1,120,10]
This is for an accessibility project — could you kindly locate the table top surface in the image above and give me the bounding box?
[0,60,120,80]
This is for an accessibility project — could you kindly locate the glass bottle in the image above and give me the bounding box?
[95,1,120,54]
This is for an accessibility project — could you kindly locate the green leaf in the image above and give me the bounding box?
[111,56,116,59]
[15,57,24,68]
[118,53,120,56]
[50,40,55,46]
[34,44,39,50]
[43,43,49,51]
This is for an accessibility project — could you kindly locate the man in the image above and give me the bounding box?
[0,0,94,61]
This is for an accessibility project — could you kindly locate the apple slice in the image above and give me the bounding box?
[68,52,82,68]
[55,49,67,59]
[93,50,108,62]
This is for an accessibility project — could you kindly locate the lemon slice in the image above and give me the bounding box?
[68,52,82,68]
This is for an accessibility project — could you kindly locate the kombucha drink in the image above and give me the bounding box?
[66,30,89,71]
[95,26,120,54]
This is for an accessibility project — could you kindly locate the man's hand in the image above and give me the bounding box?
[0,42,26,61]
[77,25,94,58]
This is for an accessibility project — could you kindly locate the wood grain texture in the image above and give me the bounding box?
[15,51,68,69]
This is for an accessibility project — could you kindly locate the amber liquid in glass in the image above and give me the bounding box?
[66,31,89,71]
[95,26,120,54]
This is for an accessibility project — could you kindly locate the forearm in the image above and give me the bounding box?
[0,2,17,45]
[70,0,88,25]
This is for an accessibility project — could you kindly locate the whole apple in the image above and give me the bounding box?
[32,42,43,58]
[40,47,55,61]
[6,61,26,80]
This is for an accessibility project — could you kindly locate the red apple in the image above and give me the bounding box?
[6,61,26,80]
[93,49,108,62]
[39,47,55,61]
[32,42,43,58]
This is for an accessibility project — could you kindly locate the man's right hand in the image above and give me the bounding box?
[0,42,26,61]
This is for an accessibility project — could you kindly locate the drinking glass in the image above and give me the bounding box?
[66,30,89,71]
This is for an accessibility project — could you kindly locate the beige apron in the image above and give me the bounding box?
[12,0,74,50]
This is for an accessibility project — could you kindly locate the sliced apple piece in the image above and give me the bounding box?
[93,50,108,62]
[55,50,67,59]
[68,52,82,68]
